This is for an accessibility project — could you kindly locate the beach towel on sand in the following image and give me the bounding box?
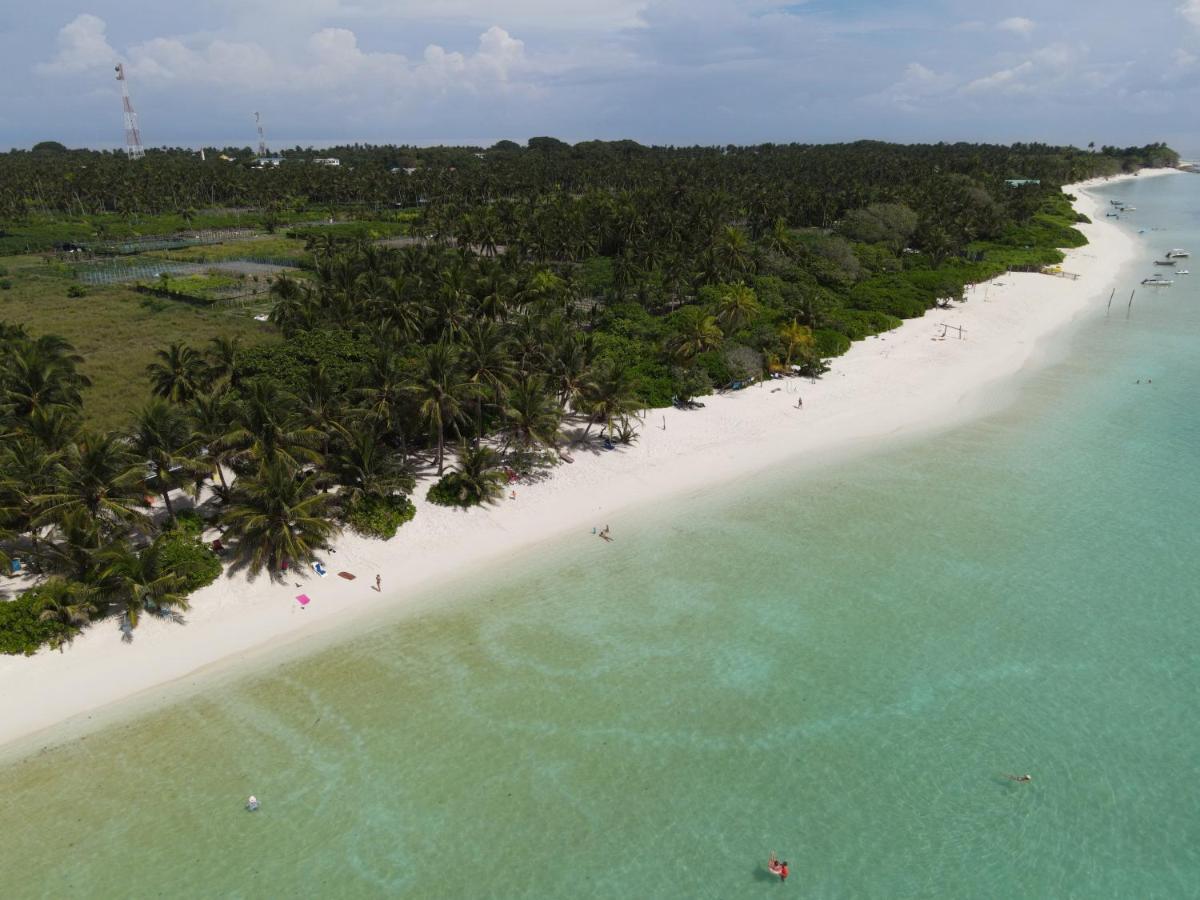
[296,594,311,606]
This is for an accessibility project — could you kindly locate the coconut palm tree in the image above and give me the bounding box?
[779,320,816,366]
[578,360,642,440]
[147,342,208,404]
[460,321,514,443]
[667,307,724,362]
[409,342,477,475]
[187,388,236,491]
[205,335,241,389]
[221,459,338,578]
[1,334,91,416]
[98,543,188,632]
[713,283,760,334]
[128,399,206,527]
[327,418,415,508]
[35,578,99,650]
[441,441,507,506]
[225,379,323,472]
[502,376,562,452]
[40,430,147,531]
[0,435,61,564]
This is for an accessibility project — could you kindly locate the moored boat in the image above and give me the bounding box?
[1141,276,1174,285]
[1166,248,1190,258]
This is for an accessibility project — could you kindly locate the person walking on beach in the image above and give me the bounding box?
[796,396,803,409]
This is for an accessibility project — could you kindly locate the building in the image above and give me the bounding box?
[313,157,341,166]
[254,156,284,167]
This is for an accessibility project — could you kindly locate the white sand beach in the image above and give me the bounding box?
[0,169,1181,753]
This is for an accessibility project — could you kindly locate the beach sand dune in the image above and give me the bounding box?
[0,169,1180,754]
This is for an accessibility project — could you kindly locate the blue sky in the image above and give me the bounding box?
[5,0,1199,152]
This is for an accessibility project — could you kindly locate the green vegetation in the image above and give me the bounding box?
[0,256,276,427]
[0,138,1178,653]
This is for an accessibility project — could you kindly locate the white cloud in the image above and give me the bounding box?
[868,62,955,111]
[961,60,1034,93]
[997,16,1035,35]
[35,14,117,75]
[101,22,534,99]
[1178,0,1200,27]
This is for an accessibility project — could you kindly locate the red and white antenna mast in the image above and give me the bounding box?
[114,63,145,159]
[255,112,269,157]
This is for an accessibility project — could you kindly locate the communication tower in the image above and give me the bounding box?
[114,63,144,159]
[255,112,269,157]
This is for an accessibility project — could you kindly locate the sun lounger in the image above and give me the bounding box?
[313,562,328,577]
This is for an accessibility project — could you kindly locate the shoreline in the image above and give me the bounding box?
[0,167,1181,757]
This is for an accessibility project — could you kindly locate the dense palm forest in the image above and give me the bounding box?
[0,138,1180,654]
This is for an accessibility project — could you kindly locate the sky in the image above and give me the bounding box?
[3,0,1199,153]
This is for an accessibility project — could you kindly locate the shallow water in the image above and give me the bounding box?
[2,175,1198,898]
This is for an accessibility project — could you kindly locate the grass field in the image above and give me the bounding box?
[0,255,278,429]
[147,235,310,264]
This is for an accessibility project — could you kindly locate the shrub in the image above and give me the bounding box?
[66,283,87,298]
[427,474,476,507]
[344,493,415,539]
[154,532,222,593]
[170,509,206,537]
[0,279,12,291]
[0,590,67,656]
[813,329,852,358]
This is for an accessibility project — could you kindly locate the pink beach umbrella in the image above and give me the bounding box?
[296,594,311,607]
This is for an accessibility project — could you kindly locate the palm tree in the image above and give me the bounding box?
[128,399,206,527]
[409,342,477,475]
[39,507,112,583]
[147,342,207,404]
[98,543,188,632]
[502,376,562,451]
[667,307,724,362]
[221,459,339,578]
[0,436,61,564]
[578,360,642,440]
[188,389,236,491]
[713,283,760,334]
[461,321,514,443]
[327,419,415,507]
[442,441,507,506]
[40,431,147,531]
[779,320,816,366]
[225,379,322,472]
[205,335,241,389]
[2,334,91,416]
[36,578,99,650]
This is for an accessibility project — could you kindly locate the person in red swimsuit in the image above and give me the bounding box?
[768,853,789,882]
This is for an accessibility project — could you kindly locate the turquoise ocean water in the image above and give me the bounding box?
[1,175,1198,898]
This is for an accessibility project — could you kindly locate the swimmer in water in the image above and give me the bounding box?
[768,853,789,882]
[246,795,260,811]
[1006,774,1033,783]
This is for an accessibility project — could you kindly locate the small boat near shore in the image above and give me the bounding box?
[1142,276,1174,286]
[1154,259,1176,266]
[1177,270,1190,275]
[1166,248,1190,258]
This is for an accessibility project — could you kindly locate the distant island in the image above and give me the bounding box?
[0,139,1183,657]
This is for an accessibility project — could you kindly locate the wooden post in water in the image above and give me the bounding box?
[1106,288,1115,316]
[1125,291,1136,320]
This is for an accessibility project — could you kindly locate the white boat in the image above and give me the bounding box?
[1141,277,1173,286]
[1166,249,1190,258]
[1122,206,1136,211]
[1177,270,1190,275]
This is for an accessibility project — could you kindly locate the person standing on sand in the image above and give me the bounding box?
[375,574,381,592]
